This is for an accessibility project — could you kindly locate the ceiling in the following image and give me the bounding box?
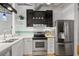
[16,3,71,11]
[0,3,71,13]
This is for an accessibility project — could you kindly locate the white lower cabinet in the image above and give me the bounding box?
[47,37,55,56]
[23,38,32,56]
[0,47,11,56]
[12,39,23,56]
[4,50,11,56]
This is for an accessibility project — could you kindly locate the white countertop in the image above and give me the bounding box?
[0,35,34,55]
[0,35,55,55]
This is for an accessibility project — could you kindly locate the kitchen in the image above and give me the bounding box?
[0,3,78,56]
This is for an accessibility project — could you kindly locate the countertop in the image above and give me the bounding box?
[0,35,55,55]
[0,35,34,55]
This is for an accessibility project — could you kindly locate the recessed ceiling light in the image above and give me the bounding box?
[7,7,12,11]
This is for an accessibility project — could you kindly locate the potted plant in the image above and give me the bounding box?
[19,15,24,20]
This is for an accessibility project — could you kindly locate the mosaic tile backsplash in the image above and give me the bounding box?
[15,31,34,36]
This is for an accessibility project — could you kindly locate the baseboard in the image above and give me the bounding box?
[23,54,32,56]
[47,53,56,56]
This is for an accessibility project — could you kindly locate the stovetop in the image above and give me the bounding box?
[33,33,47,40]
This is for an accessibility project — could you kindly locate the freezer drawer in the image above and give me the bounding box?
[55,43,65,56]
[65,43,74,56]
[55,43,74,56]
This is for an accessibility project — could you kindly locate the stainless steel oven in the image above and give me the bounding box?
[32,32,47,56]
[32,38,47,51]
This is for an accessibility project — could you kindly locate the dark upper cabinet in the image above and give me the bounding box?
[45,10,53,27]
[32,11,45,24]
[27,9,33,27]
[26,9,53,27]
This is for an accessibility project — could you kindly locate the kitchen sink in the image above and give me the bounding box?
[2,39,18,43]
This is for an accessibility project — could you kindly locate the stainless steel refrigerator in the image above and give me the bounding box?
[55,20,74,56]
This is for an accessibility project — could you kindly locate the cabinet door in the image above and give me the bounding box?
[12,40,23,56]
[27,9,33,27]
[45,10,53,27]
[4,51,11,56]
[24,38,32,56]
[47,38,54,55]
[1,47,11,56]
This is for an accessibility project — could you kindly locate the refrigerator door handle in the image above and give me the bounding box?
[64,22,69,41]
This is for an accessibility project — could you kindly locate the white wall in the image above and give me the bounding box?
[15,4,34,30]
[62,4,75,20]
[53,9,63,26]
[77,5,79,46]
[78,9,79,44]
[74,4,78,55]
[0,13,12,34]
[15,4,34,26]
[14,4,34,35]
[53,4,75,21]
